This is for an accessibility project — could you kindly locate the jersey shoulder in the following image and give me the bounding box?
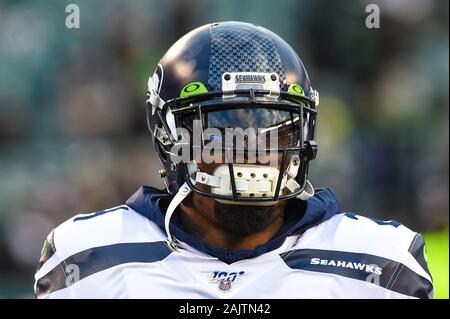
[319,212,417,254]
[51,205,166,257]
[34,204,169,298]
[291,211,434,298]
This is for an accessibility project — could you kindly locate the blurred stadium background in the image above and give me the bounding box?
[0,0,448,298]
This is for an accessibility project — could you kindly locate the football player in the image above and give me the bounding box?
[34,21,433,298]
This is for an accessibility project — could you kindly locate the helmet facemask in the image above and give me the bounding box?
[153,85,318,206]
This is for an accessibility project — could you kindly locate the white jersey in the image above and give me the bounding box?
[34,187,433,299]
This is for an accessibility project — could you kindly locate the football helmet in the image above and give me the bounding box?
[145,22,319,246]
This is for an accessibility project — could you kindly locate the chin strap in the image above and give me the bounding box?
[164,182,192,251]
[284,155,315,200]
[296,179,315,200]
[162,162,199,251]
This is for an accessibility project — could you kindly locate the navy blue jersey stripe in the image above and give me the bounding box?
[280,249,433,299]
[36,241,172,296]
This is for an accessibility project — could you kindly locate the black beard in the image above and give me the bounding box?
[213,202,280,236]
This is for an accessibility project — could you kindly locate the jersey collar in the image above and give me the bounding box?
[126,186,341,264]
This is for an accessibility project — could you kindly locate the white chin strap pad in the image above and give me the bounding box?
[194,161,315,205]
[197,164,284,199]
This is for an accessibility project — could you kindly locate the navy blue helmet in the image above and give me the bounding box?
[146,21,319,205]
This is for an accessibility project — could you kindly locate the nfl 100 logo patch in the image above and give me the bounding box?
[208,271,245,292]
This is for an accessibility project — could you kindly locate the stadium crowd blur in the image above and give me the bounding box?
[0,0,448,297]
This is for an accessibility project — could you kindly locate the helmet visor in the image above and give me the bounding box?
[179,106,303,154]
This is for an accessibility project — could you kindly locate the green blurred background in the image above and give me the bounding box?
[0,0,448,298]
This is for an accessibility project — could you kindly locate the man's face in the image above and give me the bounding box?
[185,190,285,236]
[178,106,299,235]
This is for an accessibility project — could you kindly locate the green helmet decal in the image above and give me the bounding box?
[180,82,208,97]
[288,83,305,96]
[287,84,307,105]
